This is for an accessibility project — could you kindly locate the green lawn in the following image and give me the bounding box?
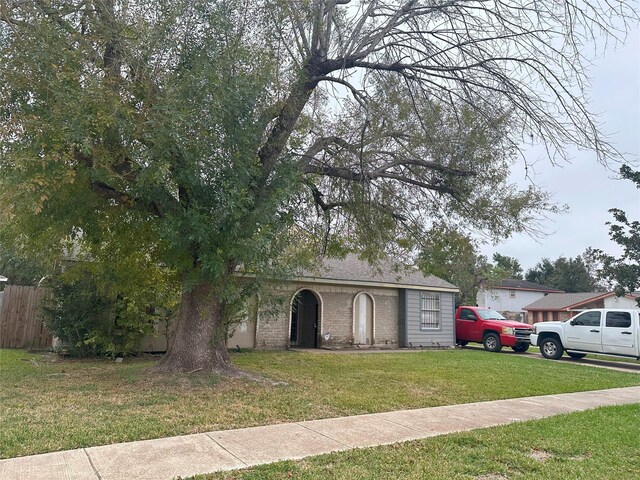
[197,404,640,480]
[527,345,640,365]
[1,348,639,459]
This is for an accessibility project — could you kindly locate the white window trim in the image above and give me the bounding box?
[420,292,441,330]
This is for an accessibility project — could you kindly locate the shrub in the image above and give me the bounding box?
[42,263,178,357]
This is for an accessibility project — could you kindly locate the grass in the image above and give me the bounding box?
[195,404,640,479]
[527,345,640,364]
[583,354,640,364]
[1,348,639,459]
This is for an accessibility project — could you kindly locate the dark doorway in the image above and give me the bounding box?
[290,290,319,348]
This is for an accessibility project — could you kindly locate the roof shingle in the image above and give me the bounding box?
[487,279,563,292]
[523,292,612,310]
[298,254,457,290]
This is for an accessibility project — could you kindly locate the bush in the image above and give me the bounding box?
[43,265,178,357]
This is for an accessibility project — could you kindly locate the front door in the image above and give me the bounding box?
[354,293,373,345]
[565,310,603,352]
[290,290,319,348]
[602,310,636,356]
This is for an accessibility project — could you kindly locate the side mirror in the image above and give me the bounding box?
[468,314,478,321]
[569,320,576,326]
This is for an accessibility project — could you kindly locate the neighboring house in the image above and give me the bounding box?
[476,279,563,322]
[523,291,639,324]
[225,254,459,350]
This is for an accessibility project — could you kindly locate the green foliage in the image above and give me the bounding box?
[301,78,559,260]
[0,244,49,287]
[42,252,179,357]
[42,272,109,357]
[588,165,640,305]
[491,253,523,280]
[0,0,300,294]
[418,224,492,305]
[525,255,598,292]
[0,1,631,369]
[418,225,531,304]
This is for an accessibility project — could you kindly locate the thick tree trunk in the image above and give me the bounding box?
[154,283,236,375]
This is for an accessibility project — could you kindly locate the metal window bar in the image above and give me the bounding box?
[421,293,440,328]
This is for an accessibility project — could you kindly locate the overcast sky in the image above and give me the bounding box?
[480,26,640,273]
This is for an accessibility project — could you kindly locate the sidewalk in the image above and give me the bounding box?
[2,386,639,480]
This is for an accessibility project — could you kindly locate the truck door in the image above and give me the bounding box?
[565,310,603,352]
[457,308,481,341]
[602,311,636,356]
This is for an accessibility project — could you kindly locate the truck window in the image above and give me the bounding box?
[571,311,601,327]
[605,312,631,328]
[476,309,505,320]
[459,308,476,320]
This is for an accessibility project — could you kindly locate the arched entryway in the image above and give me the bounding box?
[290,289,320,348]
[353,292,374,345]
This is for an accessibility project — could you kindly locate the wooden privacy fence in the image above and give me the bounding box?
[0,285,53,348]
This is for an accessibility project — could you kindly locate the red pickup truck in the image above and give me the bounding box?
[455,306,533,352]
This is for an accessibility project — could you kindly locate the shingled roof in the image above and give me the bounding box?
[298,254,458,291]
[523,292,613,310]
[488,279,563,293]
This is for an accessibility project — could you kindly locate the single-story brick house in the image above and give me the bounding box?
[522,291,639,324]
[226,255,458,350]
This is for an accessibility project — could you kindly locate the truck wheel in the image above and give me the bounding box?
[456,340,468,346]
[540,336,563,359]
[567,352,587,359]
[483,333,502,352]
[511,343,529,353]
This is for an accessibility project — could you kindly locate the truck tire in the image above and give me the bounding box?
[511,343,529,353]
[567,352,587,359]
[540,336,563,359]
[483,333,502,352]
[456,340,468,346]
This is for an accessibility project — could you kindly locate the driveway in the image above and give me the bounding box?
[460,344,640,373]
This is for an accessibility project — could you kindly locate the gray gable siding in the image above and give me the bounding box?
[402,290,455,347]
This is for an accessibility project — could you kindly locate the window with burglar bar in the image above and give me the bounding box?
[420,292,440,329]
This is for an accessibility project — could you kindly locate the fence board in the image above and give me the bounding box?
[0,285,52,349]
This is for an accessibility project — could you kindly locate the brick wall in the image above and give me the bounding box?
[255,282,399,348]
[526,310,574,324]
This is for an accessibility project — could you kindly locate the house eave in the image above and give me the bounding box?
[483,286,563,293]
[293,276,459,293]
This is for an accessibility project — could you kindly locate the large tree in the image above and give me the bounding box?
[1,1,635,373]
[418,223,493,305]
[491,253,523,280]
[588,165,640,305]
[525,255,599,292]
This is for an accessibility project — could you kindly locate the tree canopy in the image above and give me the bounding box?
[525,255,600,292]
[418,228,526,305]
[491,253,523,280]
[588,165,640,305]
[1,0,636,372]
[418,224,491,305]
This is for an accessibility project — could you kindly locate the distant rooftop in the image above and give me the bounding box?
[488,279,563,293]
[523,292,613,310]
[298,254,458,291]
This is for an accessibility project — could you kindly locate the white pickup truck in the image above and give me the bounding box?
[530,308,640,360]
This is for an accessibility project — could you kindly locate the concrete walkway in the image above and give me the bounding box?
[2,386,639,480]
